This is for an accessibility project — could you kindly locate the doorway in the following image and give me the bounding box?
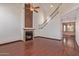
[62,22,76,48]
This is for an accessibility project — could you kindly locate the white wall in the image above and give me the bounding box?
[33,3,62,40]
[0,4,24,44]
[37,13,62,39]
[76,8,79,46]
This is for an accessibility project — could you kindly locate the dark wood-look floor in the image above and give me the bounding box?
[0,37,79,56]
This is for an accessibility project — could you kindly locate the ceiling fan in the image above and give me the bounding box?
[25,3,40,13]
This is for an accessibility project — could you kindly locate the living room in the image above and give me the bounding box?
[0,3,79,56]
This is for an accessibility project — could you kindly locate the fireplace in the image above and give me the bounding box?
[24,28,34,41]
[25,31,33,41]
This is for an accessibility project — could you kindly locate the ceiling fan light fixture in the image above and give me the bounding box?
[30,8,34,11]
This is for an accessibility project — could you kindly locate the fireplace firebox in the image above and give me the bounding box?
[25,31,33,41]
[24,28,34,41]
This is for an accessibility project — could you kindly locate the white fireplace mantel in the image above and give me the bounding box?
[24,28,35,31]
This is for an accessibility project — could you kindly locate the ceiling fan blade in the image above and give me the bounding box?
[34,6,40,9]
[34,10,38,13]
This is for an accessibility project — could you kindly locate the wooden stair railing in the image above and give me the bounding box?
[39,4,62,29]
